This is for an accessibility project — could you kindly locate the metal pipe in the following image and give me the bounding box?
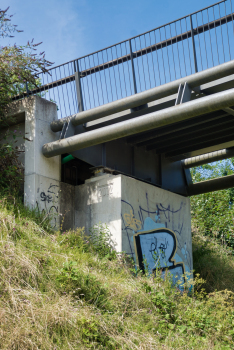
[50,60,234,132]
[43,87,234,158]
[183,148,234,168]
[188,174,234,196]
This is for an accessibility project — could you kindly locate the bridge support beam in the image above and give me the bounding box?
[183,148,234,169]
[43,88,234,158]
[188,174,234,196]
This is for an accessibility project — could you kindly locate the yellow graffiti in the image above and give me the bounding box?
[124,210,142,231]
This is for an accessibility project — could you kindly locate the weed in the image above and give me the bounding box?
[1,197,234,349]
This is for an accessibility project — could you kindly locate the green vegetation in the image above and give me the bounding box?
[0,129,23,196]
[191,160,234,250]
[0,7,52,124]
[0,197,234,349]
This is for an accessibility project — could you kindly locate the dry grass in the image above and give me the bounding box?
[0,198,234,349]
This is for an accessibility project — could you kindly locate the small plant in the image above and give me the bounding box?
[56,260,109,309]
[89,223,117,260]
[0,129,23,195]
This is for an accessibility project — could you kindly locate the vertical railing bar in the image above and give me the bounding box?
[92,54,100,107]
[169,23,176,80]
[63,64,72,116]
[159,27,166,83]
[74,60,84,112]
[54,68,62,118]
[164,25,172,81]
[119,43,128,97]
[229,0,234,40]
[138,35,147,91]
[218,4,226,62]
[96,52,105,105]
[39,73,42,98]
[110,46,118,100]
[134,38,142,91]
[59,66,67,116]
[46,72,50,99]
[79,59,86,110]
[83,57,91,110]
[174,21,182,78]
[125,41,133,95]
[106,49,114,102]
[50,69,57,114]
[153,30,161,85]
[182,19,189,75]
[115,45,123,99]
[101,50,110,104]
[224,0,231,60]
[79,59,86,111]
[195,13,203,71]
[201,10,209,69]
[129,39,137,94]
[46,72,52,102]
[42,73,46,100]
[213,6,220,65]
[143,34,152,88]
[87,55,96,108]
[25,80,29,98]
[207,9,214,67]
[69,62,77,113]
[190,15,198,73]
[149,32,157,87]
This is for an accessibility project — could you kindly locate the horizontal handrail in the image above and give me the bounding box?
[12,11,234,102]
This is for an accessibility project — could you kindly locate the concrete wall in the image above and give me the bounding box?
[2,98,193,284]
[75,173,192,283]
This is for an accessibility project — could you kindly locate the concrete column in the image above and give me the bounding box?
[24,97,61,227]
[5,96,61,228]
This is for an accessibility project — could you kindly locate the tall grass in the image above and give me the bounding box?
[0,196,234,349]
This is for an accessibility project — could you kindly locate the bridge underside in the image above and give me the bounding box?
[60,72,234,196]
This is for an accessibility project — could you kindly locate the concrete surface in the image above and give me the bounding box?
[75,173,192,282]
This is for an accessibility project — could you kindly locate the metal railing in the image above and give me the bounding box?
[12,0,234,119]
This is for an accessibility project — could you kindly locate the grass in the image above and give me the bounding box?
[193,226,234,293]
[0,196,234,349]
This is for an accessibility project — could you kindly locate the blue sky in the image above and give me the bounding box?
[1,0,223,68]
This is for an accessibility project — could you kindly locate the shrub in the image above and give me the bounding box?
[0,129,23,195]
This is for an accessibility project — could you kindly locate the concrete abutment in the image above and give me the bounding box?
[2,96,193,282]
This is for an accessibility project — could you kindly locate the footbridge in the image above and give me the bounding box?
[11,0,234,197]
[6,0,234,276]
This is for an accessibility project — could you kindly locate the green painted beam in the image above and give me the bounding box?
[61,154,75,165]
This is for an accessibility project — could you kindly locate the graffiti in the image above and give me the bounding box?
[121,191,192,287]
[37,183,59,228]
[123,210,142,231]
[134,228,185,286]
[149,237,168,260]
[97,183,113,197]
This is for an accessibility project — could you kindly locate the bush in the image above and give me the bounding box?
[0,129,23,195]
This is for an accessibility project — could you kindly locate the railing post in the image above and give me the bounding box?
[129,39,137,94]
[190,15,198,73]
[25,81,29,97]
[74,60,84,112]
